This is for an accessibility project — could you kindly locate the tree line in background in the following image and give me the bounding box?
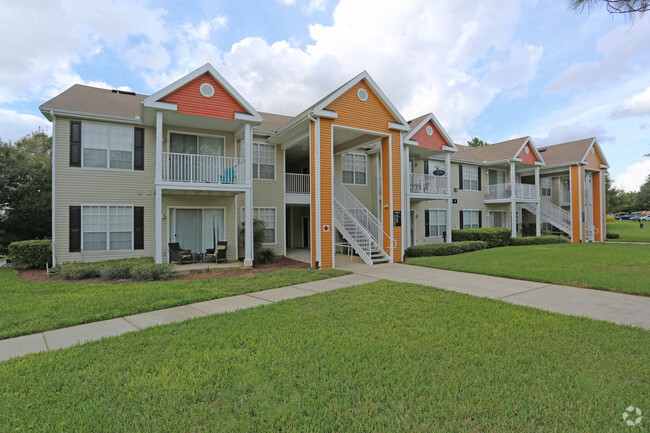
[606,173,650,213]
[0,129,52,253]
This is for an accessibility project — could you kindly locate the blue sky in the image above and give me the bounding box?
[1,0,649,191]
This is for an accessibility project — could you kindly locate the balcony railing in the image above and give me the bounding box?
[161,152,245,185]
[286,173,310,194]
[485,183,538,200]
[409,173,448,195]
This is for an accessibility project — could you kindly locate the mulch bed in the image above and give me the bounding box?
[16,257,310,284]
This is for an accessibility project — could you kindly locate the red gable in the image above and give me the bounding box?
[411,120,447,151]
[517,142,539,165]
[161,73,247,120]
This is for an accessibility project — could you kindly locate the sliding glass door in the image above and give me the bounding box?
[170,208,225,253]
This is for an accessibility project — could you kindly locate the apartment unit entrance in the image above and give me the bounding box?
[169,207,225,254]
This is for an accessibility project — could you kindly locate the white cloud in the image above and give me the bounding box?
[532,122,614,147]
[614,159,650,192]
[0,109,50,142]
[611,85,650,119]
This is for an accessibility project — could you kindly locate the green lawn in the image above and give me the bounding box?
[607,219,650,242]
[0,281,647,432]
[0,267,347,340]
[408,243,650,296]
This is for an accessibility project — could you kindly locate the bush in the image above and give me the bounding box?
[8,240,52,269]
[58,262,102,280]
[521,223,536,237]
[606,215,615,222]
[605,232,620,239]
[256,248,277,265]
[405,241,488,257]
[509,236,570,246]
[98,262,136,280]
[446,227,511,248]
[131,263,175,281]
[58,257,155,280]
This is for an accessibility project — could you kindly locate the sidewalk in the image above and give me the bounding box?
[2,263,648,361]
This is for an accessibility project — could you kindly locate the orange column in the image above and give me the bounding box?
[391,131,402,262]
[319,119,334,269]
[381,136,391,256]
[309,121,317,267]
[592,171,602,241]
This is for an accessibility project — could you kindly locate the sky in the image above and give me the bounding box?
[1,0,649,191]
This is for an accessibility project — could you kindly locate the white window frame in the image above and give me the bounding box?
[488,210,507,228]
[167,130,226,155]
[462,165,479,191]
[252,142,276,180]
[462,209,480,229]
[241,207,277,245]
[488,169,506,186]
[81,204,134,252]
[560,177,571,204]
[541,177,552,197]
[427,209,447,237]
[342,152,367,186]
[81,121,134,171]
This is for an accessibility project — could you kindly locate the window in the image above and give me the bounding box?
[561,178,570,204]
[82,122,134,169]
[342,153,367,185]
[541,177,552,197]
[242,207,276,244]
[462,165,479,191]
[488,169,506,185]
[489,211,507,228]
[461,210,480,229]
[426,209,446,237]
[82,205,133,251]
[253,143,275,179]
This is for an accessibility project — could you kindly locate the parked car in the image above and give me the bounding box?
[616,214,636,220]
[630,215,650,222]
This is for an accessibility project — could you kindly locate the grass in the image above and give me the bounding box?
[607,220,650,242]
[0,267,347,340]
[408,243,650,296]
[0,281,648,432]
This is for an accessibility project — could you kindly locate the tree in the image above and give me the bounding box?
[633,173,650,210]
[467,137,488,148]
[568,0,649,16]
[0,130,52,251]
[605,173,635,213]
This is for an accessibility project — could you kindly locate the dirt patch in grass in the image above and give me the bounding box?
[17,256,310,284]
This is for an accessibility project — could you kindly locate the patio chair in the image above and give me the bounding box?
[220,168,235,184]
[168,242,192,264]
[205,241,227,263]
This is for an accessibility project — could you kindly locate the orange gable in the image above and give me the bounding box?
[161,73,247,120]
[584,146,604,169]
[517,143,539,165]
[325,81,397,132]
[411,120,447,151]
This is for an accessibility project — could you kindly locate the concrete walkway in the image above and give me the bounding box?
[1,262,648,361]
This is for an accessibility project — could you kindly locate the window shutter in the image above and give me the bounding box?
[477,167,482,191]
[134,128,144,170]
[424,160,429,175]
[458,165,463,190]
[70,121,81,167]
[69,206,81,252]
[425,210,430,237]
[459,210,464,229]
[478,211,483,228]
[134,207,144,250]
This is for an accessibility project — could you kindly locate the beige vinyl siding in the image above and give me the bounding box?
[449,162,486,229]
[410,199,447,245]
[53,117,156,264]
[333,152,380,217]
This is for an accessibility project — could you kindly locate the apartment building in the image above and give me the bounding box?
[40,63,608,269]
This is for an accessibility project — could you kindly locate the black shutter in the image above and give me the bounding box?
[134,207,144,250]
[477,167,482,191]
[70,121,81,167]
[478,211,483,228]
[459,210,464,229]
[425,210,430,237]
[458,165,463,190]
[134,128,144,170]
[69,206,81,252]
[424,160,429,175]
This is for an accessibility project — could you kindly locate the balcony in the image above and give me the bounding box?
[409,173,448,196]
[285,173,310,204]
[485,183,538,201]
[161,152,246,187]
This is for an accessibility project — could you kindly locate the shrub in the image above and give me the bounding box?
[405,241,488,257]
[257,248,277,265]
[8,240,52,269]
[606,215,615,222]
[58,257,154,280]
[509,236,570,246]
[98,262,136,280]
[58,262,101,280]
[131,263,175,281]
[521,223,536,237]
[446,227,511,248]
[605,232,620,239]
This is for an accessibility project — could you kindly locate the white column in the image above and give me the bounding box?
[244,123,254,266]
[510,161,517,238]
[404,145,410,248]
[535,166,541,236]
[155,185,162,263]
[446,152,452,243]
[388,135,394,262]
[155,111,163,264]
[51,113,57,266]
[314,118,321,267]
[155,111,163,182]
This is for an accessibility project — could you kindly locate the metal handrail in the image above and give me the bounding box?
[485,183,539,200]
[409,173,448,195]
[286,173,310,194]
[162,152,245,184]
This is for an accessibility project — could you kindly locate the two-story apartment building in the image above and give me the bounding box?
[40,63,608,269]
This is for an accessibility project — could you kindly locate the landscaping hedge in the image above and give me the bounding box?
[57,257,172,281]
[8,240,52,269]
[405,241,488,257]
[605,232,620,239]
[445,227,512,248]
[509,236,570,246]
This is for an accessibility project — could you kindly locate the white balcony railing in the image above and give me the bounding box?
[485,183,539,200]
[286,173,310,194]
[161,152,245,185]
[409,173,449,195]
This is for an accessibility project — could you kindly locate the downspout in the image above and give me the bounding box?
[50,110,56,267]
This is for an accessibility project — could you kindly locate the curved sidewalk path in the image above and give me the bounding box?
[1,263,648,361]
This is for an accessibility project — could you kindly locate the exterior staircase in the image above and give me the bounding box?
[521,200,572,236]
[333,178,392,266]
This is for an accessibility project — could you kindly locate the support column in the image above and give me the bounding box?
[155,185,162,263]
[510,161,517,238]
[155,111,163,264]
[446,152,452,243]
[312,118,322,268]
[535,166,541,236]
[404,145,411,248]
[244,123,254,267]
